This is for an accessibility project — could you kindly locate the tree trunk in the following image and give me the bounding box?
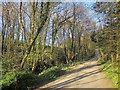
[21,2,50,68]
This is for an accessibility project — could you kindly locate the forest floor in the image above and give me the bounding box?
[36,55,115,89]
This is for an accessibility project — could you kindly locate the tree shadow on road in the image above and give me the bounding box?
[40,69,101,90]
[36,62,103,89]
[64,63,101,75]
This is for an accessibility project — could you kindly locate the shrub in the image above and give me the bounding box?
[1,66,64,90]
[39,66,64,81]
[52,48,66,65]
[1,71,40,90]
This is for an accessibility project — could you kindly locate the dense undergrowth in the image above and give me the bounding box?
[0,66,65,90]
[1,60,84,90]
[0,71,40,90]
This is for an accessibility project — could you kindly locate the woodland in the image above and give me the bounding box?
[0,1,120,90]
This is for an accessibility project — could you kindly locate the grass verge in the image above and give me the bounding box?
[100,61,120,89]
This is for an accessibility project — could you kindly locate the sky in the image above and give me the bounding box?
[0,2,103,29]
[0,2,103,36]
[83,2,104,27]
[0,1,108,45]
